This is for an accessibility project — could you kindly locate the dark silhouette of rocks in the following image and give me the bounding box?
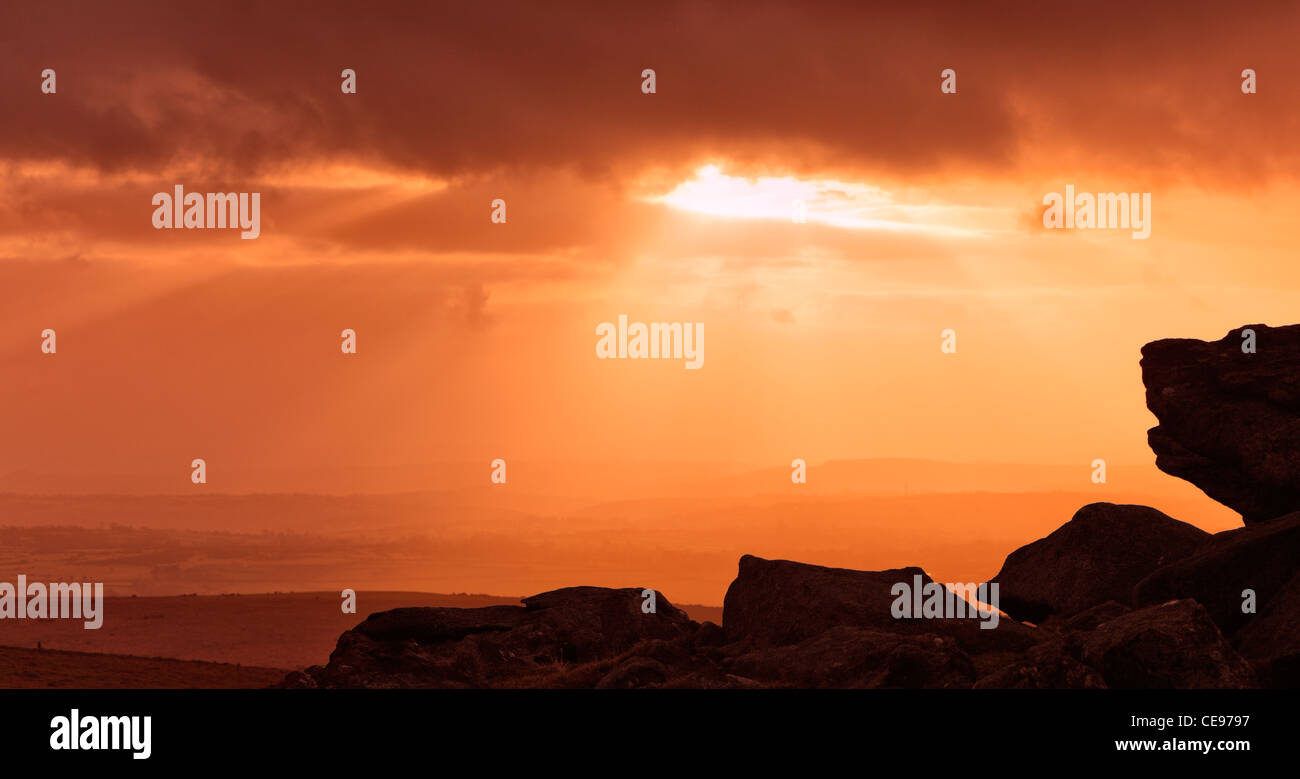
[726,627,975,689]
[1131,510,1300,684]
[284,586,693,688]
[1235,570,1300,687]
[722,554,1038,657]
[1077,600,1256,689]
[351,605,526,643]
[286,554,1276,689]
[1142,323,1300,524]
[991,503,1209,623]
[286,324,1298,689]
[595,656,672,689]
[1061,601,1131,633]
[1135,511,1300,635]
[285,561,1036,689]
[973,641,1107,689]
[721,555,922,646]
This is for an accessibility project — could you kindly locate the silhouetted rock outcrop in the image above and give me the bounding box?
[1134,511,1300,636]
[351,605,526,643]
[287,551,1266,689]
[284,323,1299,690]
[1142,323,1300,524]
[289,586,693,688]
[1076,600,1256,689]
[288,558,1043,689]
[721,554,1039,656]
[722,555,925,646]
[991,503,1209,623]
[1234,570,1300,688]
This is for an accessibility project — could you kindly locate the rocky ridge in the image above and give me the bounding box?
[283,324,1300,689]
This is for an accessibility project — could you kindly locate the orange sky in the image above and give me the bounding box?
[2,1,1298,492]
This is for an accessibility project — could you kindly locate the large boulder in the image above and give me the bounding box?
[517,586,694,662]
[1234,570,1300,688]
[1076,599,1256,689]
[1134,510,1300,636]
[1141,323,1300,524]
[990,503,1209,623]
[722,555,922,646]
[721,555,1039,655]
[294,586,695,688]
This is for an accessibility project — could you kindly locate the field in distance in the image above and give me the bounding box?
[0,591,725,675]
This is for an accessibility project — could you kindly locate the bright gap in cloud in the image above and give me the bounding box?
[646,164,996,237]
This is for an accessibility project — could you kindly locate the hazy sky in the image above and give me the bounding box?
[2,1,1298,486]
